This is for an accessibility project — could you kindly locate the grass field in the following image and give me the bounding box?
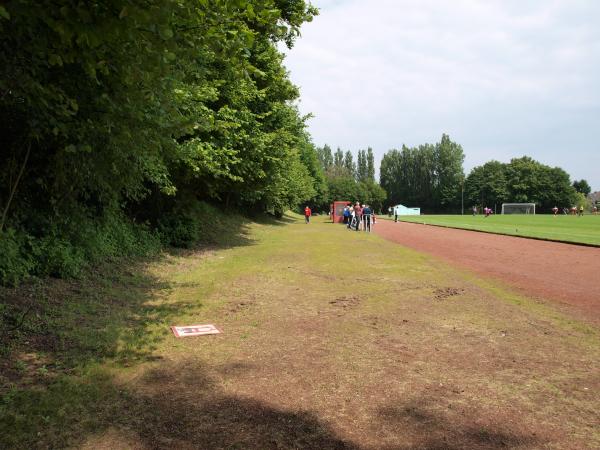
[1,214,598,449]
[391,214,600,246]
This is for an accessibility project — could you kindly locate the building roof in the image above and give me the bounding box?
[588,191,600,203]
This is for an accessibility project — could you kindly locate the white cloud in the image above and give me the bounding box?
[283,0,600,188]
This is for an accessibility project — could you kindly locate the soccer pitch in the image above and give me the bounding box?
[395,214,600,246]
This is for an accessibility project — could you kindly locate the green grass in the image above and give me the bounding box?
[393,214,600,245]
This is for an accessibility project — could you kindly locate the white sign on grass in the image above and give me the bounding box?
[171,324,221,337]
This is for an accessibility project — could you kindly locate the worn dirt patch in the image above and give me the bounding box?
[329,295,360,309]
[433,287,465,300]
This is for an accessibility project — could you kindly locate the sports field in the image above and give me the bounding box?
[1,214,598,449]
[394,214,600,246]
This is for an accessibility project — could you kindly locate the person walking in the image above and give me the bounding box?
[304,206,312,223]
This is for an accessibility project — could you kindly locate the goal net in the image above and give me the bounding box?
[501,203,536,215]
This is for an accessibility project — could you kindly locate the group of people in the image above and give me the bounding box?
[342,202,376,232]
[552,205,598,216]
[471,206,494,217]
[553,205,595,216]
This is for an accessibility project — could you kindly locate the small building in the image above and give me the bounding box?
[392,204,420,216]
[331,201,351,223]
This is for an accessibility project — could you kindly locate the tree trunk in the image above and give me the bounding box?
[0,141,31,232]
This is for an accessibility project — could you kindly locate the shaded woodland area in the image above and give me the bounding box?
[0,1,326,285]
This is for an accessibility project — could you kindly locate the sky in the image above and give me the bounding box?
[281,0,600,190]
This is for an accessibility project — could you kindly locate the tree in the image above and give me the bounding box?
[465,161,508,209]
[465,157,577,213]
[343,151,355,177]
[327,175,358,205]
[366,147,375,182]
[356,150,367,182]
[299,136,328,211]
[358,181,387,212]
[317,144,333,170]
[334,147,344,169]
[0,0,320,283]
[380,135,463,212]
[433,134,465,209]
[573,179,591,196]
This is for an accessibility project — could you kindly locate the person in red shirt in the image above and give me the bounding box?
[304,206,312,224]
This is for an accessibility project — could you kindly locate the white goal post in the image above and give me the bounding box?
[501,203,536,215]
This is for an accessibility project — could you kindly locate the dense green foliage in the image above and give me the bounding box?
[464,157,578,212]
[0,0,321,285]
[315,144,386,212]
[379,134,465,212]
[573,179,591,196]
[380,135,581,214]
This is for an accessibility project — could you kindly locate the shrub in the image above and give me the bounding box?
[0,229,33,286]
[158,213,200,248]
[33,235,86,279]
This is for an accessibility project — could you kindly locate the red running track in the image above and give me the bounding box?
[374,220,600,324]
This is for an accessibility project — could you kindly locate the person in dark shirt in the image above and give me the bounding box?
[362,205,373,232]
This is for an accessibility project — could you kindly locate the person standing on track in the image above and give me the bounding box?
[304,206,312,224]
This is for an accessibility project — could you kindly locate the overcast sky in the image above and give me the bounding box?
[281,0,600,190]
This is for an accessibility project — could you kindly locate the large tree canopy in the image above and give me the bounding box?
[0,0,321,284]
[465,157,577,212]
[573,179,591,196]
[379,134,465,212]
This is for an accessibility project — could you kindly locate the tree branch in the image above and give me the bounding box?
[0,140,31,232]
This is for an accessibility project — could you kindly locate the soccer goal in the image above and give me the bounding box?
[501,203,536,215]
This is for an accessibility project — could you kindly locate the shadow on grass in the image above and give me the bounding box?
[0,358,357,449]
[0,356,546,449]
[377,397,543,450]
[251,211,303,226]
[0,217,255,381]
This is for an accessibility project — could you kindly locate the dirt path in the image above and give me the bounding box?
[375,220,600,323]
